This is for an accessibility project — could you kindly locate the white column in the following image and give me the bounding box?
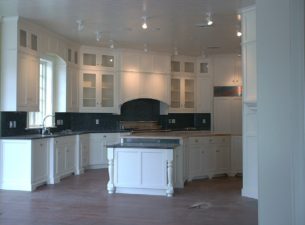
[107,147,115,194]
[257,0,305,224]
[166,159,174,197]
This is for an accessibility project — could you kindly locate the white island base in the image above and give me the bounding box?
[107,147,174,197]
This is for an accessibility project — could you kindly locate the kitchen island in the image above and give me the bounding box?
[107,138,181,197]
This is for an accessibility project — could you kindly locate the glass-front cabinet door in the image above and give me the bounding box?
[184,79,194,108]
[82,72,97,108]
[101,74,114,107]
[80,71,116,112]
[170,78,181,108]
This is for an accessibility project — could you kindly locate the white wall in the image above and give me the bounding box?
[257,0,305,225]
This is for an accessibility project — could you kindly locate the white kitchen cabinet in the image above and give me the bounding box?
[171,56,196,76]
[66,65,79,112]
[188,136,231,181]
[196,77,212,113]
[0,17,40,112]
[230,136,242,176]
[18,52,40,111]
[0,139,49,191]
[75,134,90,175]
[119,50,170,74]
[80,70,117,113]
[212,54,242,86]
[89,133,120,169]
[80,46,116,71]
[188,141,209,179]
[49,136,76,184]
[170,77,195,113]
[213,97,242,135]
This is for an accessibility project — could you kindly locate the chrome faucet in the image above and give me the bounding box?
[41,115,54,135]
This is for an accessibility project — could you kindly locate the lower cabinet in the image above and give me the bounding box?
[49,136,76,184]
[230,135,242,176]
[188,136,231,180]
[89,133,120,169]
[75,134,90,175]
[0,139,49,191]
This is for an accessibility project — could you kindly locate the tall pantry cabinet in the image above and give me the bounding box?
[0,17,40,112]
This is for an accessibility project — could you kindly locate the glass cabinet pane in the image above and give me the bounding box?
[101,55,114,67]
[171,61,180,72]
[20,30,27,48]
[82,73,96,107]
[74,51,78,64]
[68,49,72,62]
[30,34,38,51]
[200,62,208,73]
[171,78,181,108]
[184,62,194,73]
[184,79,194,108]
[101,74,114,107]
[83,53,96,66]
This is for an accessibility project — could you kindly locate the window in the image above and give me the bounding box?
[28,59,53,127]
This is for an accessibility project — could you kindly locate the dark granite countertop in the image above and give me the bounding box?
[0,130,130,140]
[107,142,180,149]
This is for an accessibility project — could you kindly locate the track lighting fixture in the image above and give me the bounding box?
[76,19,84,31]
[206,12,213,26]
[96,31,102,42]
[144,43,148,52]
[142,16,148,29]
[109,39,114,49]
[174,47,178,56]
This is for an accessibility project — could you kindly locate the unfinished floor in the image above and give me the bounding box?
[0,169,257,225]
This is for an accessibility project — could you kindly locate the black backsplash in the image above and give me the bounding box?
[0,111,211,137]
[0,112,30,136]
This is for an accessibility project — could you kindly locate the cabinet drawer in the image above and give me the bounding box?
[212,136,230,144]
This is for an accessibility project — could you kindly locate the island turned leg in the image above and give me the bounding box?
[166,159,174,197]
[107,148,115,194]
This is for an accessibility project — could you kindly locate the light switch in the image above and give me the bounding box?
[96,119,99,125]
[9,121,13,128]
[13,121,16,128]
[202,119,206,124]
[172,119,176,124]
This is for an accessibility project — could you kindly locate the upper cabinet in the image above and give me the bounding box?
[0,17,40,111]
[212,54,242,86]
[119,50,170,74]
[79,70,118,113]
[171,56,196,76]
[169,56,197,113]
[170,77,195,113]
[18,21,39,56]
[80,46,116,71]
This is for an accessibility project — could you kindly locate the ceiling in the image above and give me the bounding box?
[0,0,255,56]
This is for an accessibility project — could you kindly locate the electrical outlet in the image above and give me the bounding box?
[57,120,61,125]
[96,119,99,125]
[13,121,16,128]
[9,121,13,128]
[172,119,176,124]
[202,119,206,124]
